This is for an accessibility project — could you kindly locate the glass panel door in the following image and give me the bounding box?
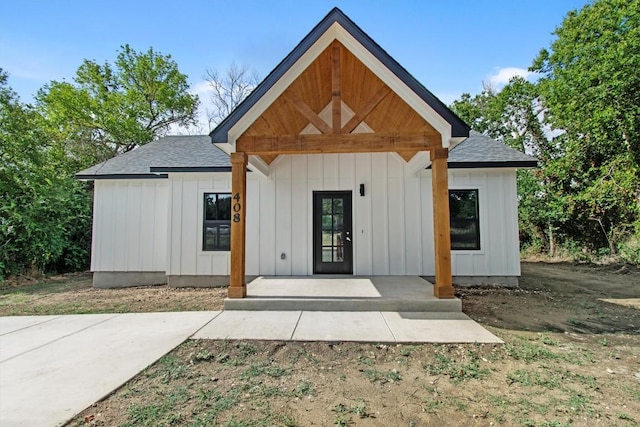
[313,191,352,274]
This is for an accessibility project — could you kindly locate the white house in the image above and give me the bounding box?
[77,8,536,297]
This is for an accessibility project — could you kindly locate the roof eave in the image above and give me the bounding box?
[75,173,169,181]
[427,160,539,170]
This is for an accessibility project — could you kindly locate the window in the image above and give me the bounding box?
[449,190,480,250]
[203,193,231,251]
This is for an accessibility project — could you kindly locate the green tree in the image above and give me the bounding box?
[37,45,199,166]
[0,70,92,278]
[531,0,640,256]
[453,0,640,261]
[451,78,565,253]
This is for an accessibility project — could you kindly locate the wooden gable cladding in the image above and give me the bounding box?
[238,40,441,162]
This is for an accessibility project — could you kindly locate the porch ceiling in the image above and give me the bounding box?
[238,41,441,165]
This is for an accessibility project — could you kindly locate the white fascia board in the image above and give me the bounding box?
[214,142,233,155]
[248,155,271,179]
[407,151,432,175]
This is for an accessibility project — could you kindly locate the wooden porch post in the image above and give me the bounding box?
[431,147,455,298]
[229,152,248,298]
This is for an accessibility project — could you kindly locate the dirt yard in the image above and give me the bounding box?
[0,273,226,315]
[2,262,639,426]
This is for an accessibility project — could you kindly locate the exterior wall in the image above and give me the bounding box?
[91,157,521,286]
[446,168,521,277]
[166,173,233,277]
[243,154,520,278]
[91,179,168,278]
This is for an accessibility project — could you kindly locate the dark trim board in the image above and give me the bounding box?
[150,166,233,173]
[76,173,168,180]
[427,161,538,170]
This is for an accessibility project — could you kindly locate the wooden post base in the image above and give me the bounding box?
[434,283,455,299]
[228,285,247,298]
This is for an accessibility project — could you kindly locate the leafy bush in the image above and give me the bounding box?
[0,70,92,279]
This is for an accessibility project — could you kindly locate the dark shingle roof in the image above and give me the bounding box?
[209,7,469,144]
[76,135,231,179]
[76,132,537,180]
[446,131,538,168]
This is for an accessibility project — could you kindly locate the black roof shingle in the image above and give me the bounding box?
[76,135,231,179]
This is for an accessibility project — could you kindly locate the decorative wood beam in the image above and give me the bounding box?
[237,132,439,155]
[341,86,391,134]
[397,151,418,162]
[284,93,332,134]
[431,147,454,298]
[229,152,248,298]
[331,40,342,133]
[259,154,278,165]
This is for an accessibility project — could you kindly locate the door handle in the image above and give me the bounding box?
[345,236,351,242]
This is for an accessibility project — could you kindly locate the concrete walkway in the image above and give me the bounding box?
[193,310,502,343]
[0,312,216,427]
[0,311,500,426]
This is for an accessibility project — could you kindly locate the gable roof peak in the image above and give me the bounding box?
[210,7,469,144]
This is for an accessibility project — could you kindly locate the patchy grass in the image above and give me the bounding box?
[67,333,640,426]
[3,262,637,425]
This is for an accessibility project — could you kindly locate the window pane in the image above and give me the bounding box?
[322,199,332,215]
[203,223,230,251]
[217,194,232,220]
[322,231,333,246]
[333,198,343,214]
[333,214,343,232]
[322,248,333,262]
[449,190,480,250]
[203,193,231,251]
[205,193,231,221]
[322,214,333,230]
[205,194,217,220]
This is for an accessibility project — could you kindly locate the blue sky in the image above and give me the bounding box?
[2,0,589,125]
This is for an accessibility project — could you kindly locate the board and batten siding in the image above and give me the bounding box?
[163,154,520,279]
[166,173,234,277]
[91,179,168,272]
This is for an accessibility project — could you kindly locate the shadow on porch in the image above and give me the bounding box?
[224,276,462,312]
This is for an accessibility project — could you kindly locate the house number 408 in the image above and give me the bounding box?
[232,193,241,222]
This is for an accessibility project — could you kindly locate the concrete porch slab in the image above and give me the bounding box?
[225,276,462,312]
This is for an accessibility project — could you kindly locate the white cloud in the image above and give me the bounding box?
[488,67,535,88]
[189,80,213,99]
[168,80,214,135]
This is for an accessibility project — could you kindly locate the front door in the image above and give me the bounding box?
[313,191,353,274]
